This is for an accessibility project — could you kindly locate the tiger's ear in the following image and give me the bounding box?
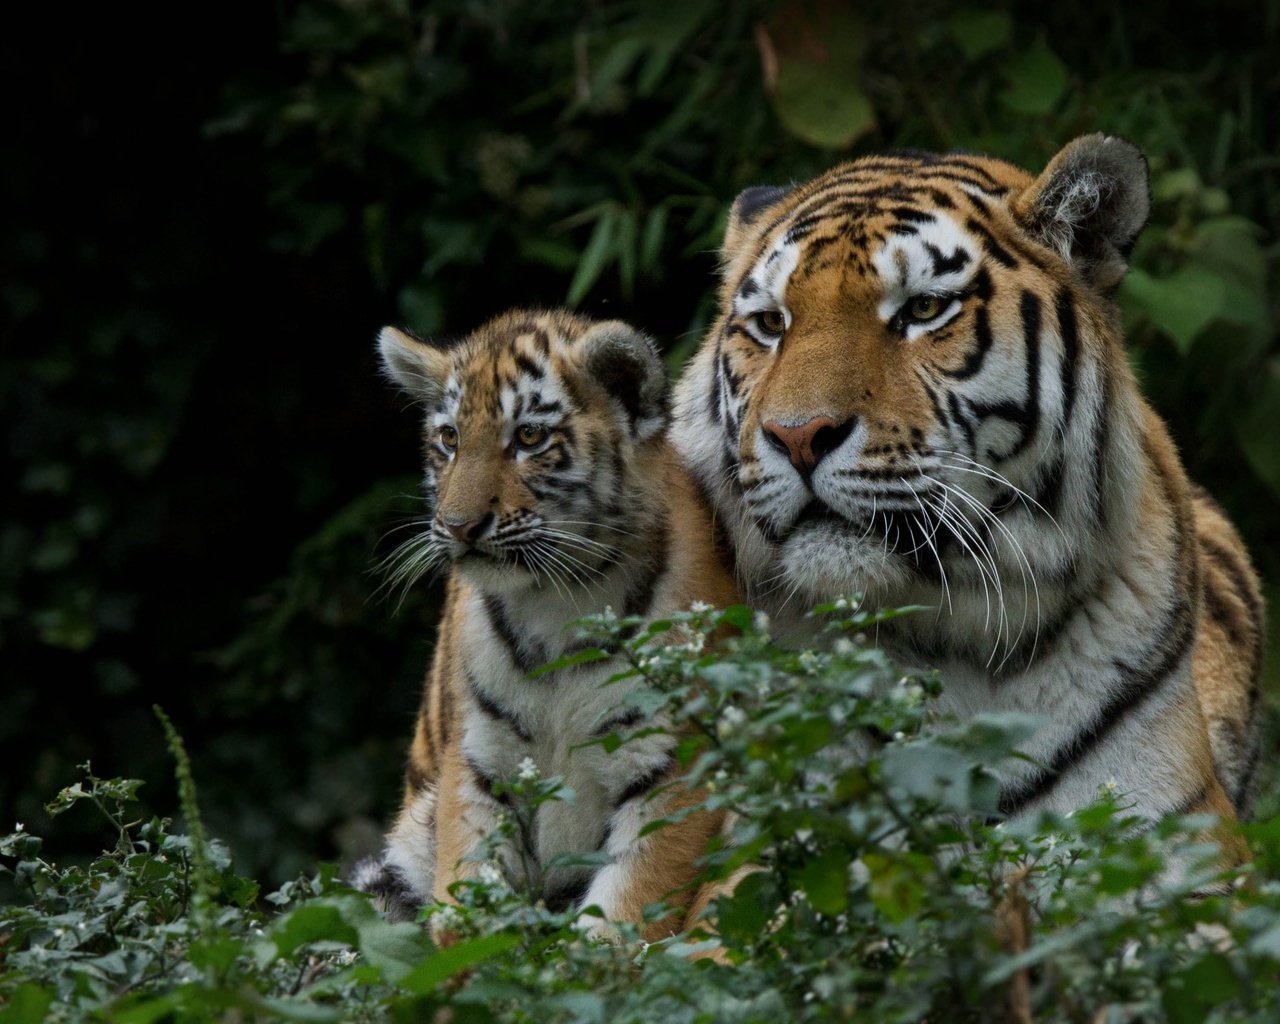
[1012,134,1150,291]
[576,321,669,441]
[377,326,453,402]
[723,185,793,257]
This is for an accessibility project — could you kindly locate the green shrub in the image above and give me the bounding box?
[5,606,1280,1023]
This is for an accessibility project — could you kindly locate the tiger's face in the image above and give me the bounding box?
[379,310,668,596]
[674,136,1150,639]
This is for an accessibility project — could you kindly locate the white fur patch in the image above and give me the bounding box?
[732,236,800,347]
[871,213,979,329]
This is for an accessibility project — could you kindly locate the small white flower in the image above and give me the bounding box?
[892,730,905,742]
[690,600,712,614]
[833,638,854,655]
[752,611,770,633]
[1103,778,1119,795]
[716,706,747,740]
[14,822,23,832]
[432,904,463,931]
[834,597,850,611]
[517,757,540,782]
[854,632,868,645]
[798,650,820,673]
[477,862,506,888]
[335,949,358,966]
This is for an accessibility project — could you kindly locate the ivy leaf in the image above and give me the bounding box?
[764,3,874,149]
[0,984,54,1024]
[1235,358,1280,499]
[1120,265,1227,353]
[1002,39,1067,115]
[949,11,1012,60]
[398,933,522,994]
[796,846,849,915]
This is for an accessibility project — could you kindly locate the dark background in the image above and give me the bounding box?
[4,0,1277,887]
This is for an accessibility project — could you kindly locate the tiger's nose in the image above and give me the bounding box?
[440,512,494,543]
[762,416,856,476]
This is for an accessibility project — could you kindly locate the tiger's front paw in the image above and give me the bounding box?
[350,856,425,924]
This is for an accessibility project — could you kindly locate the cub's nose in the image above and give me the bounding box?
[440,512,494,543]
[762,416,856,476]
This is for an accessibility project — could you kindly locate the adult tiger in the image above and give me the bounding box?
[671,135,1265,827]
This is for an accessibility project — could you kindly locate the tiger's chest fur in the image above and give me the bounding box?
[452,585,677,902]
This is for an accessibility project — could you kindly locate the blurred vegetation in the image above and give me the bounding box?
[3,0,1277,887]
[7,609,1280,1022]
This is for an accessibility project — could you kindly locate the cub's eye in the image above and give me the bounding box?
[906,294,945,322]
[752,309,786,337]
[437,425,458,451]
[515,424,547,449]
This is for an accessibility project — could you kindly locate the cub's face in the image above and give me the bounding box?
[679,137,1149,609]
[378,310,667,595]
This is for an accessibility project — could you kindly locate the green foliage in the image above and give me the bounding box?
[6,611,1280,1022]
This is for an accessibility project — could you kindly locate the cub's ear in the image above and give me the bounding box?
[1012,134,1150,291]
[377,326,453,402]
[723,184,793,258]
[576,321,669,441]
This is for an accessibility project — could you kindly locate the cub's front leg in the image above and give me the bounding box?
[580,768,724,943]
[351,782,440,923]
[431,746,508,905]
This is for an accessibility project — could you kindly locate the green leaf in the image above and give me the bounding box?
[397,281,444,335]
[616,209,638,299]
[1190,216,1270,329]
[714,870,776,941]
[769,8,874,149]
[529,647,611,678]
[1235,358,1280,498]
[772,61,874,149]
[862,852,929,924]
[880,739,976,811]
[948,11,1012,60]
[1001,39,1067,115]
[1162,955,1240,1024]
[639,205,668,273]
[0,984,53,1024]
[398,933,521,994]
[567,210,618,307]
[796,846,849,915]
[1120,265,1227,352]
[267,903,359,960]
[356,918,432,984]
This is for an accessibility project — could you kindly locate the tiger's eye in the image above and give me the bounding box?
[515,424,547,448]
[753,309,786,336]
[907,295,943,321]
[438,425,458,451]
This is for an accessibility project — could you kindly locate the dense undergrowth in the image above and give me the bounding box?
[5,606,1280,1023]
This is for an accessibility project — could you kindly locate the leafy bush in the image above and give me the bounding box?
[6,607,1280,1023]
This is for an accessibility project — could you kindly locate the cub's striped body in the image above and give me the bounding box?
[672,136,1264,831]
[357,310,738,936]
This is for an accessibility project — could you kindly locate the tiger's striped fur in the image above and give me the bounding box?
[356,310,739,938]
[671,135,1264,833]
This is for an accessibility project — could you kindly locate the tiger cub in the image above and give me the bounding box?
[355,309,739,938]
[672,135,1264,835]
